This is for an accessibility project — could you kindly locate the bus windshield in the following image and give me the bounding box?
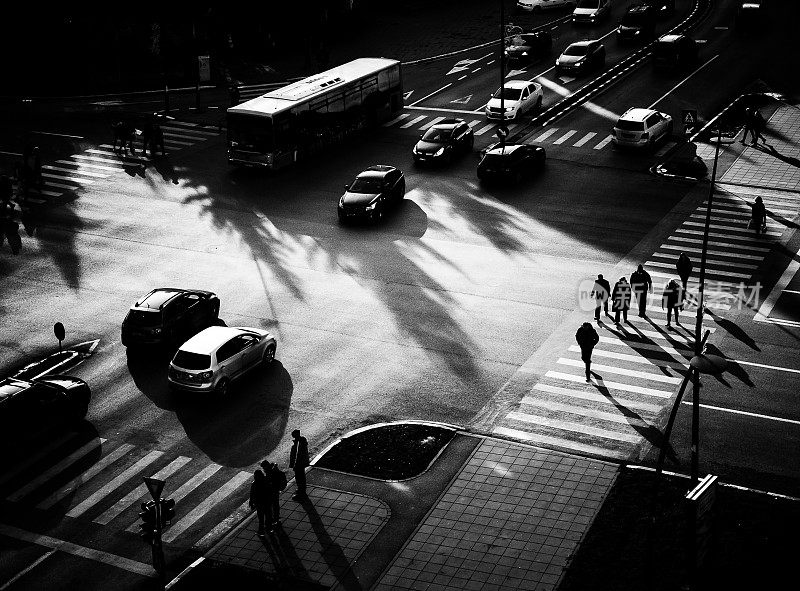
[227,114,275,152]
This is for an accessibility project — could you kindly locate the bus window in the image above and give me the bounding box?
[227,114,274,152]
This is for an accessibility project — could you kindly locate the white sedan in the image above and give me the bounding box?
[485,80,543,121]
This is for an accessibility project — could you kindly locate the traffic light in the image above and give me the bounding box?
[139,501,157,542]
[159,498,176,528]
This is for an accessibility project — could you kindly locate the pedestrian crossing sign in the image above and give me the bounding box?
[682,109,698,134]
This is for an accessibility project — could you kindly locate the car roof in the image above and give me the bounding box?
[178,326,247,354]
[485,144,527,156]
[0,378,32,402]
[503,79,535,89]
[135,288,184,309]
[567,40,596,49]
[620,108,657,122]
[431,118,465,129]
[627,4,652,13]
[657,34,683,43]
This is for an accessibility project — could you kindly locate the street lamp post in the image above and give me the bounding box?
[499,0,505,147]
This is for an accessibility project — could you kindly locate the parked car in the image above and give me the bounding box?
[0,375,91,435]
[612,107,673,148]
[572,0,612,24]
[122,288,220,348]
[555,40,606,75]
[505,32,553,64]
[485,80,543,121]
[413,119,474,165]
[652,34,698,71]
[517,0,577,12]
[168,326,277,396]
[338,165,406,223]
[617,4,656,43]
[477,143,546,184]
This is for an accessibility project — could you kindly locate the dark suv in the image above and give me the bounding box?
[477,144,546,184]
[505,32,553,64]
[122,288,220,348]
[617,4,656,43]
[653,34,698,71]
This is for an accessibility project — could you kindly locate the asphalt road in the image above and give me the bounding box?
[1,0,799,588]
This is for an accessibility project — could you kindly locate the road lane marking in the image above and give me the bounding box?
[573,132,597,147]
[546,371,673,398]
[32,131,84,139]
[458,75,467,81]
[408,83,453,107]
[42,165,107,178]
[400,115,427,128]
[553,130,577,144]
[506,410,643,442]
[420,116,446,130]
[648,55,720,109]
[517,398,653,429]
[55,160,122,172]
[533,128,559,142]
[0,549,57,590]
[732,359,800,374]
[532,383,662,414]
[783,289,800,295]
[682,220,779,236]
[593,135,613,150]
[680,401,800,426]
[492,426,630,460]
[665,235,772,252]
[0,523,155,578]
[42,172,94,184]
[650,255,759,270]
[44,180,79,190]
[66,450,164,518]
[568,345,689,370]
[557,359,683,384]
[383,113,409,126]
[161,471,251,543]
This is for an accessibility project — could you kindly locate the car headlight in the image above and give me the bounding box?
[556,59,561,66]
[366,202,377,211]
[151,328,162,335]
[434,147,445,157]
[521,51,528,56]
[505,106,515,112]
[199,371,213,380]
[633,30,640,35]
[413,146,419,155]
[339,196,345,207]
[230,141,238,148]
[576,59,586,66]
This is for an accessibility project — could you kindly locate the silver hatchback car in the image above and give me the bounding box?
[168,326,277,395]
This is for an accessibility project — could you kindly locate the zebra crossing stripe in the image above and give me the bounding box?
[44,180,80,190]
[400,115,427,128]
[593,135,614,150]
[474,123,496,136]
[516,397,653,428]
[553,130,577,145]
[161,471,251,543]
[42,165,106,178]
[568,345,689,370]
[506,410,644,443]
[647,262,751,280]
[42,173,95,185]
[545,371,673,398]
[665,235,772,252]
[467,120,483,128]
[0,433,76,487]
[532,383,662,414]
[656,242,764,261]
[572,132,597,147]
[674,228,773,245]
[649,255,759,271]
[533,128,559,142]
[94,456,192,525]
[383,113,409,127]
[557,358,683,384]
[66,450,164,518]
[599,335,692,357]
[710,201,797,216]
[162,138,194,147]
[492,426,631,460]
[55,160,122,173]
[420,116,446,130]
[38,443,135,510]
[195,499,251,549]
[7,439,107,501]
[72,154,128,166]
[681,220,778,236]
[162,130,210,140]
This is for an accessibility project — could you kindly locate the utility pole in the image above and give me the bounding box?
[499,0,505,149]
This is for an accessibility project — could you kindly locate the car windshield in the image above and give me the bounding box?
[421,127,452,142]
[616,119,646,131]
[564,44,590,56]
[126,309,162,327]
[0,380,27,401]
[172,351,211,370]
[349,177,384,193]
[493,87,523,100]
[578,0,601,8]
[622,12,648,26]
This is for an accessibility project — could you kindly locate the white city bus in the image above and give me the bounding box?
[227,58,403,169]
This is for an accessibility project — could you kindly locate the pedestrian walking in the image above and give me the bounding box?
[575,322,599,382]
[612,277,631,324]
[751,109,767,145]
[289,429,310,501]
[750,196,767,235]
[662,278,683,329]
[261,461,287,529]
[249,469,269,536]
[675,253,693,294]
[741,107,755,145]
[591,274,611,322]
[630,264,652,317]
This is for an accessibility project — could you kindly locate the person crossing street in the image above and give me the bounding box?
[630,264,652,318]
[591,274,611,323]
[575,322,599,383]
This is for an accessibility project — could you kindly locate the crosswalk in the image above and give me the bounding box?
[13,120,220,205]
[492,185,798,460]
[1,433,252,549]
[382,111,639,153]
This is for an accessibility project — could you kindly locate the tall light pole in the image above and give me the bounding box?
[499,0,505,148]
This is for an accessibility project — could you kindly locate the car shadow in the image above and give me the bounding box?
[174,360,293,468]
[126,346,177,411]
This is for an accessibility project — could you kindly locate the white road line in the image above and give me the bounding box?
[507,410,643,442]
[400,115,427,128]
[674,227,775,244]
[161,471,251,543]
[419,116,446,130]
[593,135,614,150]
[458,75,467,81]
[55,160,122,173]
[783,289,800,295]
[756,256,800,319]
[709,201,797,216]
[66,450,164,518]
[532,383,662,414]
[94,456,192,525]
[732,359,800,374]
[545,371,673,398]
[474,123,497,136]
[408,83,453,107]
[681,401,800,426]
[162,131,207,140]
[0,433,76,487]
[647,263,751,280]
[517,397,652,429]
[648,55,720,109]
[32,131,84,139]
[72,154,128,166]
[665,235,772,252]
[682,220,779,236]
[0,523,154,578]
[42,165,107,178]
[38,444,134,510]
[533,128,559,142]
[493,426,630,460]
[383,114,409,126]
[557,358,683,384]
[572,132,597,147]
[42,173,95,185]
[467,120,483,128]
[553,130,578,145]
[7,439,107,501]
[568,345,689,370]
[0,549,57,590]
[599,335,691,356]
[650,255,759,271]
[44,181,80,190]
[162,138,194,147]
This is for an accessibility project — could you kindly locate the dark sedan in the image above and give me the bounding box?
[477,144,546,184]
[122,288,220,348]
[505,32,553,64]
[413,119,474,165]
[0,375,91,437]
[555,40,605,75]
[338,165,406,223]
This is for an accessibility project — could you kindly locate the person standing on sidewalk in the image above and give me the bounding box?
[751,109,767,145]
[575,322,599,382]
[662,278,682,329]
[741,107,755,146]
[249,469,269,536]
[630,264,652,318]
[612,277,631,325]
[289,429,310,501]
[750,196,767,235]
[591,274,611,323]
[676,253,693,294]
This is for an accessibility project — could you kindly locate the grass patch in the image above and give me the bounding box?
[316,423,455,480]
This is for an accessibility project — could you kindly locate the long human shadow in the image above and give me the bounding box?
[300,497,364,591]
[706,309,761,351]
[264,523,313,585]
[704,343,755,388]
[754,142,800,169]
